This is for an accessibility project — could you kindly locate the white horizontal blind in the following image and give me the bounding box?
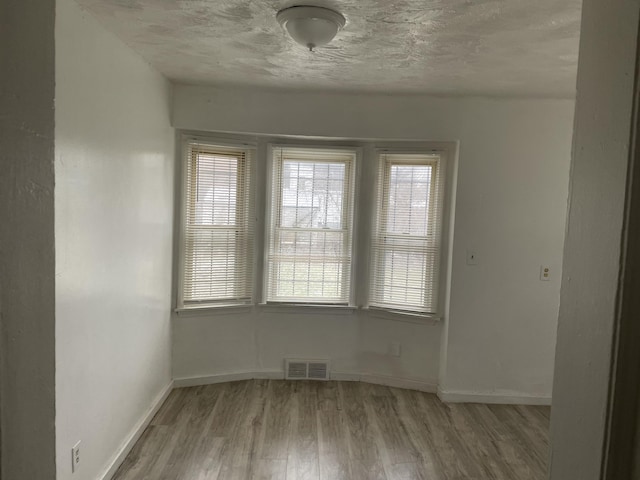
[267,147,356,304]
[370,152,445,314]
[180,141,254,308]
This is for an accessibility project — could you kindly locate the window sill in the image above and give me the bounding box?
[363,306,441,325]
[175,304,254,317]
[174,304,440,323]
[257,303,357,316]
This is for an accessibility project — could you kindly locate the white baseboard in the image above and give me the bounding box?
[98,381,174,480]
[174,372,551,405]
[437,387,552,406]
[174,370,437,394]
[173,370,284,388]
[330,371,361,382]
[332,371,438,393]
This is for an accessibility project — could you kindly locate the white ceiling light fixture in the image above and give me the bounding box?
[276,5,346,52]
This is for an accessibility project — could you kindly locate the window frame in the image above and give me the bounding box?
[174,135,453,322]
[367,148,447,316]
[176,136,257,311]
[262,143,360,306]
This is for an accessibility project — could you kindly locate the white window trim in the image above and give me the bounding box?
[173,134,455,322]
[175,304,254,317]
[257,303,357,316]
[363,146,452,319]
[262,143,361,306]
[363,306,442,324]
[368,149,445,314]
[175,135,258,311]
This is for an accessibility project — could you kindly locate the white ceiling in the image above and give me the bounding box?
[75,0,582,97]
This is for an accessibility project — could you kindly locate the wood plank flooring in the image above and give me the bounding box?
[113,380,550,480]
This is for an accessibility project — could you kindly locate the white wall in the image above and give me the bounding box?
[173,138,446,390]
[550,0,640,477]
[0,0,56,478]
[440,101,570,402]
[174,309,442,389]
[55,1,175,479]
[172,86,573,402]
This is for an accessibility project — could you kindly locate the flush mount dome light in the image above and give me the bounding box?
[277,5,346,51]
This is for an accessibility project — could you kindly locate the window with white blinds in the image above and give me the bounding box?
[370,152,445,314]
[179,140,254,308]
[266,147,356,304]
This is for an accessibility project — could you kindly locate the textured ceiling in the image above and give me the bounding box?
[75,0,582,97]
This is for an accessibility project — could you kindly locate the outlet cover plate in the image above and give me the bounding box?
[72,441,81,473]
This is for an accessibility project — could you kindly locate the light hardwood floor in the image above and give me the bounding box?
[113,380,550,480]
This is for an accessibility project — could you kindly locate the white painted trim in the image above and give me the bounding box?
[331,371,438,393]
[98,381,174,480]
[437,387,552,406]
[175,304,254,317]
[263,144,360,305]
[175,137,257,310]
[363,307,442,325]
[173,370,437,394]
[257,303,357,315]
[253,370,286,380]
[330,371,362,382]
[173,370,284,388]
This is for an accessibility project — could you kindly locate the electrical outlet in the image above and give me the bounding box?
[71,441,81,473]
[540,265,551,281]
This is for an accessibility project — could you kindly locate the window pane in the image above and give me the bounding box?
[194,154,238,226]
[280,160,345,229]
[273,260,343,299]
[272,230,346,299]
[275,230,345,257]
[378,238,428,308]
[186,229,238,300]
[387,164,432,236]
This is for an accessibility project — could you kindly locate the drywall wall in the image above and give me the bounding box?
[173,137,446,389]
[550,0,640,478]
[172,86,573,401]
[55,0,175,479]
[174,308,442,389]
[0,0,56,478]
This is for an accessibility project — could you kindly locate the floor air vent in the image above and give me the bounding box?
[286,361,308,379]
[285,359,330,380]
